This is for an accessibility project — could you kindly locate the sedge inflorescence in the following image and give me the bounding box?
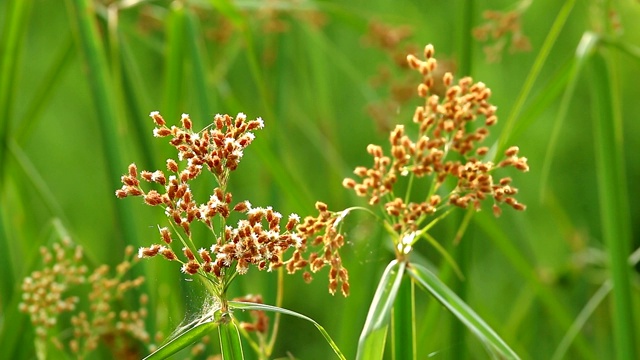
[116,112,349,296]
[19,238,150,358]
[343,44,529,259]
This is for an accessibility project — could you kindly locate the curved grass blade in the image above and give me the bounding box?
[356,260,406,360]
[497,0,576,155]
[143,318,219,360]
[407,262,520,360]
[229,301,346,360]
[539,32,598,198]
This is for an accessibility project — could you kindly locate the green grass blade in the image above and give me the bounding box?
[587,48,636,360]
[15,35,74,142]
[0,0,32,177]
[219,321,245,360]
[540,32,598,198]
[498,0,576,154]
[407,262,520,360]
[474,211,596,359]
[185,10,214,119]
[391,276,415,360]
[551,280,612,360]
[356,260,406,360]
[162,2,187,120]
[228,301,346,360]
[143,319,219,360]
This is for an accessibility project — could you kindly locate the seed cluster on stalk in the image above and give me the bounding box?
[343,44,529,250]
[116,112,349,296]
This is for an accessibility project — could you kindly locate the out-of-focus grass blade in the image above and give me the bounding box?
[0,0,32,174]
[163,2,187,120]
[219,321,244,360]
[587,47,636,360]
[407,262,520,360]
[143,319,219,360]
[15,35,74,142]
[209,0,245,28]
[0,0,32,313]
[551,280,612,360]
[540,32,598,198]
[498,0,576,155]
[474,211,596,360]
[229,301,346,360]
[356,260,406,360]
[185,10,213,121]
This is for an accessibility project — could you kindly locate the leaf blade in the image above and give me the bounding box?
[356,260,406,360]
[407,262,520,360]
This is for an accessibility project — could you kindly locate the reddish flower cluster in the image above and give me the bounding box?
[344,44,529,246]
[116,112,349,296]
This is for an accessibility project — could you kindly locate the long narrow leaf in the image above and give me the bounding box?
[407,262,520,359]
[143,319,219,360]
[229,301,346,360]
[356,260,406,360]
[219,321,245,360]
[587,48,636,360]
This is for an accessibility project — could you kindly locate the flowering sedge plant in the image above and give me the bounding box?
[116,112,347,358]
[327,44,527,359]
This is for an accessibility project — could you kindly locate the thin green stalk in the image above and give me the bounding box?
[163,2,187,120]
[587,49,635,360]
[185,9,213,120]
[391,276,415,360]
[474,211,597,360]
[497,0,576,154]
[219,320,245,360]
[15,35,75,142]
[0,0,32,180]
[65,0,139,259]
[540,32,598,199]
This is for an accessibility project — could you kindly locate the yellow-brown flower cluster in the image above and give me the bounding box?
[19,239,150,358]
[473,10,531,63]
[116,113,349,296]
[344,44,528,244]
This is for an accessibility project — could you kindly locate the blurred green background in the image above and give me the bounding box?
[1,0,640,359]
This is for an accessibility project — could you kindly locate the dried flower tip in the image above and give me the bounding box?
[286,214,300,231]
[161,247,177,260]
[406,54,421,69]
[476,146,489,156]
[234,201,249,213]
[149,111,165,126]
[159,227,172,244]
[144,190,163,206]
[115,189,127,198]
[181,113,192,130]
[128,163,138,178]
[183,247,195,261]
[492,204,502,217]
[315,201,328,212]
[342,178,356,189]
[514,157,529,172]
[417,83,429,97]
[505,146,519,157]
[485,115,497,126]
[424,44,435,59]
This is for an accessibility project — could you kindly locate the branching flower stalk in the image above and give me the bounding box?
[116,112,350,318]
[343,44,529,262]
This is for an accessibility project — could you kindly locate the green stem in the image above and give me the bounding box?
[218,318,245,360]
[391,276,415,360]
[587,48,636,360]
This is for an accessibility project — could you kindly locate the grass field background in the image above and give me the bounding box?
[1,0,640,359]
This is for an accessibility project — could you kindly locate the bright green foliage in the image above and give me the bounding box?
[2,0,640,359]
